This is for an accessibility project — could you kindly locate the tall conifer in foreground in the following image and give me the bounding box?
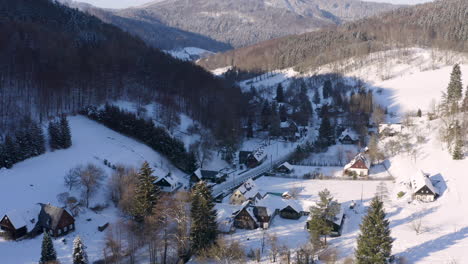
[40,232,57,264]
[190,181,217,253]
[355,197,393,264]
[73,236,88,264]
[132,161,160,222]
[60,115,72,149]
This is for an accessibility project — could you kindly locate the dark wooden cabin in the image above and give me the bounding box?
[35,204,75,237]
[280,205,301,220]
[233,207,257,230]
[0,215,27,240]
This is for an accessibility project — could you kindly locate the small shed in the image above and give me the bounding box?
[276,162,294,174]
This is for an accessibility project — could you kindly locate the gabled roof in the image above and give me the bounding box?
[2,207,40,230]
[411,171,438,195]
[344,153,371,171]
[339,128,359,141]
[278,162,293,171]
[38,204,73,230]
[251,147,267,162]
[256,194,304,215]
[235,179,261,201]
[156,174,178,186]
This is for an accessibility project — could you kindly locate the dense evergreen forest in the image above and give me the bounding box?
[0,0,245,149]
[199,0,468,72]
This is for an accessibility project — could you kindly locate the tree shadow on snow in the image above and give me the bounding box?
[399,226,468,263]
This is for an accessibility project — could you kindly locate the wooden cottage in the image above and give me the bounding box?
[276,162,294,174]
[0,208,39,240]
[410,171,439,202]
[191,169,220,184]
[155,174,181,193]
[344,153,371,177]
[230,179,263,205]
[338,128,359,144]
[35,203,75,237]
[280,120,299,141]
[280,205,302,220]
[378,123,403,137]
[233,204,258,230]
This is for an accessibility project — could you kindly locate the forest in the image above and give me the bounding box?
[0,0,245,149]
[199,0,468,73]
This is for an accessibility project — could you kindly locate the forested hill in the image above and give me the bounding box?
[0,0,244,144]
[199,0,468,72]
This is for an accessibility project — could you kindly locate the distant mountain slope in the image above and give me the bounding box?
[0,0,243,142]
[199,0,468,72]
[59,0,231,51]
[112,0,399,48]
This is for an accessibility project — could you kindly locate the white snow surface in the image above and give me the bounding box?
[0,115,188,264]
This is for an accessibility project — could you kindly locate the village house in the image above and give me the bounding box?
[344,153,371,177]
[276,162,294,174]
[280,120,299,141]
[338,128,359,144]
[190,168,228,186]
[215,203,242,234]
[379,123,403,137]
[233,202,258,229]
[410,171,439,202]
[230,179,264,205]
[239,147,267,169]
[1,204,75,240]
[155,174,181,192]
[0,207,39,240]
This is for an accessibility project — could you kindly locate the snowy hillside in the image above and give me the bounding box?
[0,115,188,264]
[165,47,214,61]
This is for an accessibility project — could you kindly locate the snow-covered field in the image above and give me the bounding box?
[0,115,188,264]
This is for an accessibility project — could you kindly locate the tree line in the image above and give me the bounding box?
[82,104,197,173]
[0,0,245,151]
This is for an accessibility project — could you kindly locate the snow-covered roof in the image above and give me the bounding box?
[2,207,40,230]
[278,162,293,171]
[156,173,178,186]
[236,179,261,200]
[378,123,403,134]
[256,194,304,215]
[410,171,438,195]
[338,128,359,141]
[344,153,371,171]
[215,203,242,233]
[252,147,267,162]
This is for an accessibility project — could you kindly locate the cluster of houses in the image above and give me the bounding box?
[0,203,75,240]
[216,179,346,236]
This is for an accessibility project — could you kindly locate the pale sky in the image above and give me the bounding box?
[77,0,434,9]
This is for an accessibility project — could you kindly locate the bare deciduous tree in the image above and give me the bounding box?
[78,163,106,208]
[64,166,81,191]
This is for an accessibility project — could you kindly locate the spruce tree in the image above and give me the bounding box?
[463,85,468,112]
[60,115,72,149]
[355,197,392,264]
[447,64,463,103]
[48,121,61,151]
[318,116,334,147]
[4,135,19,168]
[31,121,46,156]
[417,109,422,118]
[40,232,57,264]
[190,181,217,253]
[276,83,284,102]
[452,138,464,160]
[323,80,332,99]
[308,189,340,245]
[313,90,321,105]
[132,161,160,222]
[73,236,88,264]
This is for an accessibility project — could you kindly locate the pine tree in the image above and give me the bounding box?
[308,189,340,245]
[48,121,61,151]
[31,121,46,156]
[318,116,334,147]
[323,80,332,99]
[355,197,392,264]
[447,64,463,103]
[190,181,217,253]
[313,90,321,105]
[4,135,19,169]
[276,83,284,102]
[60,115,72,149]
[417,109,422,118]
[132,161,160,222]
[261,101,272,130]
[73,236,88,264]
[452,138,464,160]
[40,232,57,264]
